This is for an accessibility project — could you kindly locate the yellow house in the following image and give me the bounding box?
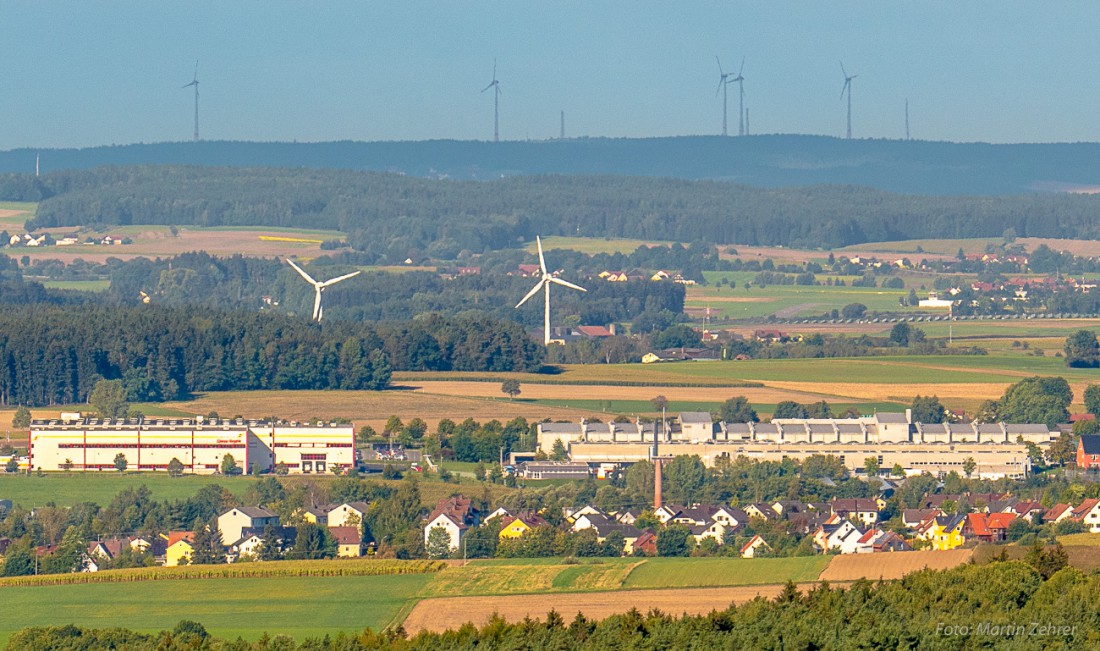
[920,514,966,551]
[499,513,548,540]
[329,526,364,557]
[163,531,195,566]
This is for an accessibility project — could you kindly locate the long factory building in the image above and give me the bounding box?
[538,411,1052,480]
[29,416,355,474]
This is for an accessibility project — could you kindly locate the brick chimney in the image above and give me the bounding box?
[654,458,663,510]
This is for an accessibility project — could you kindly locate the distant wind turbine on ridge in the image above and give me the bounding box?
[182,61,200,142]
[516,236,587,345]
[715,56,745,137]
[481,59,502,142]
[840,61,857,139]
[286,259,361,322]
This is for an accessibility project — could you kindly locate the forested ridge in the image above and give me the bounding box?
[5,135,1100,193]
[0,299,543,406]
[4,166,1100,258]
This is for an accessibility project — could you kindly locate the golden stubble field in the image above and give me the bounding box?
[402,549,976,633]
[161,389,604,432]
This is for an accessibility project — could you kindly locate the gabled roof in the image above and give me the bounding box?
[679,412,713,425]
[502,511,549,530]
[1071,498,1100,519]
[740,535,769,555]
[1080,435,1100,455]
[1044,504,1073,522]
[875,412,910,424]
[166,531,194,547]
[228,506,277,519]
[328,526,362,545]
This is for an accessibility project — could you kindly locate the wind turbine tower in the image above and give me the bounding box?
[840,62,857,139]
[716,57,745,136]
[183,61,200,142]
[286,259,361,323]
[481,59,501,142]
[516,236,587,345]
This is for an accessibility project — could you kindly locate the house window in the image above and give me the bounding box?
[302,461,313,473]
[316,462,326,472]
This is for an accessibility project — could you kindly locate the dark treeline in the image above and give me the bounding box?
[6,166,1100,258]
[101,252,684,327]
[0,303,543,407]
[7,560,1097,650]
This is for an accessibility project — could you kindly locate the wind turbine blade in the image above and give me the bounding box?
[319,271,362,287]
[840,61,847,78]
[715,56,724,75]
[549,277,587,293]
[716,80,723,97]
[481,82,494,93]
[841,80,849,100]
[313,288,323,321]
[536,236,547,275]
[516,280,546,308]
[738,56,745,76]
[286,259,318,285]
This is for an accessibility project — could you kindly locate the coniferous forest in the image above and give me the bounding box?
[5,166,1100,262]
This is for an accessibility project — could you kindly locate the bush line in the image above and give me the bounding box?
[0,559,446,588]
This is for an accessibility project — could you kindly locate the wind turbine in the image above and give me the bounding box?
[840,61,857,139]
[182,61,199,142]
[286,259,361,322]
[481,59,501,142]
[715,57,745,137]
[515,236,587,345]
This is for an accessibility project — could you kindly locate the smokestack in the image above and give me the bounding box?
[654,458,663,509]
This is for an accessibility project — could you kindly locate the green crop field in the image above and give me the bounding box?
[622,556,830,589]
[39,279,111,292]
[525,236,675,255]
[0,473,252,507]
[0,573,433,644]
[688,282,911,320]
[517,397,906,415]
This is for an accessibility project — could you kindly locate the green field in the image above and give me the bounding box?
[622,556,829,589]
[39,279,111,292]
[690,279,911,320]
[525,236,674,255]
[0,473,252,507]
[0,556,832,643]
[0,573,432,644]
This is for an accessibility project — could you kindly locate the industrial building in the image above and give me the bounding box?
[29,416,354,474]
[537,412,1051,480]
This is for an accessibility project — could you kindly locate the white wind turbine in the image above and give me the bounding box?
[516,236,587,345]
[286,259,361,322]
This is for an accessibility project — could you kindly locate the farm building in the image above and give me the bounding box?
[28,416,354,474]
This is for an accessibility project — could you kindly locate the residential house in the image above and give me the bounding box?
[483,507,514,523]
[632,530,658,556]
[831,498,880,526]
[965,513,1017,543]
[813,518,864,554]
[218,507,280,546]
[1010,501,1045,523]
[1077,435,1100,470]
[301,506,331,525]
[740,535,770,558]
[743,503,776,521]
[326,502,371,529]
[163,531,195,567]
[1044,504,1074,525]
[689,521,728,544]
[230,526,296,560]
[902,509,943,529]
[329,526,365,557]
[1073,498,1100,533]
[918,514,966,551]
[423,496,480,553]
[871,531,913,553]
[500,512,549,540]
[571,513,641,552]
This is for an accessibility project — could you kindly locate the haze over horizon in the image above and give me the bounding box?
[1,2,1098,150]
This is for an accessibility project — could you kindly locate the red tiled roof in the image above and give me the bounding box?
[328,526,361,545]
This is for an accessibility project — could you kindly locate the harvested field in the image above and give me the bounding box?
[767,381,1011,403]
[420,561,641,597]
[410,381,845,404]
[817,549,973,582]
[162,389,601,432]
[973,543,1100,573]
[403,584,811,633]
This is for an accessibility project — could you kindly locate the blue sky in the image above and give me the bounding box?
[1,2,1097,149]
